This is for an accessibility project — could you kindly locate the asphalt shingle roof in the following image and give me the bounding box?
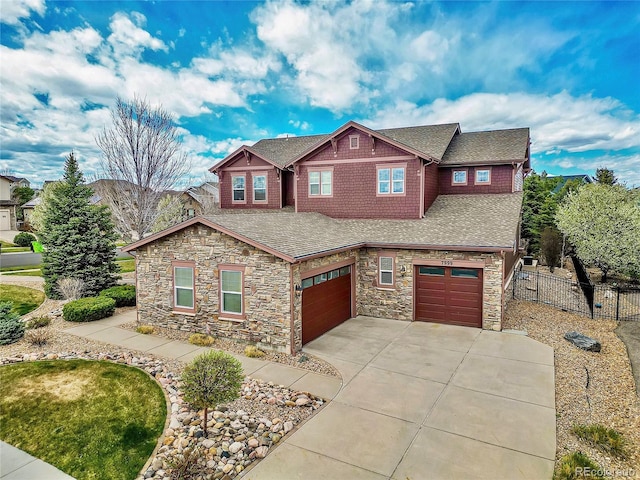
[441,128,530,165]
[201,193,523,260]
[250,134,328,168]
[376,124,460,160]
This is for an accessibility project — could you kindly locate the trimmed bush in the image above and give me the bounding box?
[63,296,116,322]
[189,333,214,346]
[13,232,36,248]
[100,285,136,307]
[0,302,25,345]
[26,316,51,329]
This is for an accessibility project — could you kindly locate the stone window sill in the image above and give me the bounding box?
[172,311,196,317]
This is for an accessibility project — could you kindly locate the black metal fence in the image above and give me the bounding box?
[512,266,640,321]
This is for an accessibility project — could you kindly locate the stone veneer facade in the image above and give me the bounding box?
[134,225,506,354]
[357,248,504,331]
[135,225,293,352]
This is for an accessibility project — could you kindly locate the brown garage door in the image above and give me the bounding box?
[415,266,483,328]
[302,265,352,344]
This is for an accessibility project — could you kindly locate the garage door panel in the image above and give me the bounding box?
[302,271,352,344]
[415,266,482,328]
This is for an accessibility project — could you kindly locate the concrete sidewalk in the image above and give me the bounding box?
[0,442,74,480]
[63,310,343,400]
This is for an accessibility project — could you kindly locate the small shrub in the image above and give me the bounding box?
[189,333,214,347]
[13,232,36,248]
[136,325,155,335]
[541,227,562,273]
[181,350,244,433]
[26,316,51,329]
[244,345,265,358]
[572,424,626,457]
[63,296,116,322]
[0,302,25,345]
[100,285,136,307]
[56,277,84,300]
[167,447,202,480]
[553,451,603,480]
[25,329,49,346]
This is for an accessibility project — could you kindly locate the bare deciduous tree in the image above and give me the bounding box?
[96,96,190,240]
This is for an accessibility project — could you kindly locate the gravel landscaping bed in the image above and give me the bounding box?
[120,321,340,378]
[504,300,640,478]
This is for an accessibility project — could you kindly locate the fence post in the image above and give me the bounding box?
[616,286,620,321]
[536,271,540,303]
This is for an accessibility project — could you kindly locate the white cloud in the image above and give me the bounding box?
[107,12,167,57]
[0,0,45,25]
[366,91,640,153]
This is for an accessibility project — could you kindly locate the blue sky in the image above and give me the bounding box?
[1,0,639,188]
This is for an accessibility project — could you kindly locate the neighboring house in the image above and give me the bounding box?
[0,175,27,231]
[124,120,530,354]
[181,182,220,219]
[21,188,101,230]
[550,174,593,194]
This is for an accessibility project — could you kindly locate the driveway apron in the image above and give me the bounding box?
[245,316,556,480]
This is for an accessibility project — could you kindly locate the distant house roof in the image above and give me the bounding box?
[440,128,530,166]
[123,193,523,261]
[0,175,29,185]
[549,174,594,194]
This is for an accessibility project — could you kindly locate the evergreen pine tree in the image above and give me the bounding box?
[41,152,119,299]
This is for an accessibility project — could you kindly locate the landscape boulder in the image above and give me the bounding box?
[564,331,601,352]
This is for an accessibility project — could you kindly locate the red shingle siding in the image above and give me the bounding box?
[424,162,439,213]
[219,156,281,209]
[439,165,514,195]
[284,171,295,206]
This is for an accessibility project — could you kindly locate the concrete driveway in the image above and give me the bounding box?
[246,316,556,480]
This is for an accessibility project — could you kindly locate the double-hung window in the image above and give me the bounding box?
[220,269,243,315]
[173,263,195,312]
[232,176,245,202]
[253,174,267,202]
[379,256,394,286]
[377,166,405,195]
[309,170,332,196]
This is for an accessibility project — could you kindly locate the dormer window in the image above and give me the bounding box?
[349,135,360,150]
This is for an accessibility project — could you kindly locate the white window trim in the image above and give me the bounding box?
[173,262,195,313]
[219,268,244,317]
[308,168,333,197]
[378,256,394,286]
[452,169,468,186]
[232,175,246,204]
[252,173,268,203]
[475,168,491,185]
[349,135,360,150]
[376,164,406,196]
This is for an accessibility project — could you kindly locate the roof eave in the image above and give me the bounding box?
[209,146,284,174]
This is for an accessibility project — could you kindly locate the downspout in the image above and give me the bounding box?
[419,159,425,218]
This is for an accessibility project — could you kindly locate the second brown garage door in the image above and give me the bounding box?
[415,266,483,328]
[301,265,352,344]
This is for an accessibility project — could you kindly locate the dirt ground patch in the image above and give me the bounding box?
[504,300,640,478]
[10,371,91,402]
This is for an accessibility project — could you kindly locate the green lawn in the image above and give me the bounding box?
[0,259,134,277]
[0,360,167,480]
[0,240,15,248]
[1,246,30,252]
[0,285,45,315]
[3,270,42,276]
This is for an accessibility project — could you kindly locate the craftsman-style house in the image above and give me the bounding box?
[124,121,529,354]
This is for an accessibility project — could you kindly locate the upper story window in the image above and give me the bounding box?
[349,135,360,150]
[253,174,267,202]
[475,169,491,184]
[173,262,195,313]
[378,256,394,286]
[232,175,245,203]
[377,166,405,195]
[309,169,332,196]
[452,169,468,185]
